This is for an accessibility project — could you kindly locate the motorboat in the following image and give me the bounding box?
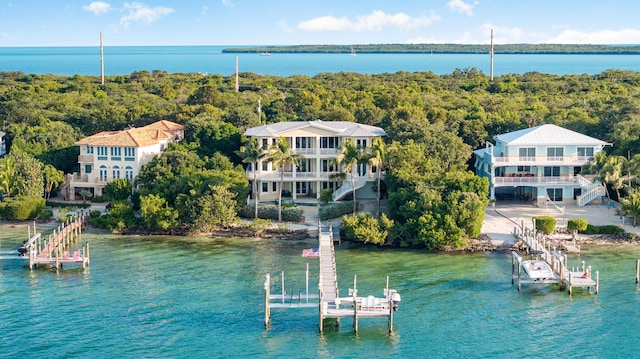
[521,260,556,280]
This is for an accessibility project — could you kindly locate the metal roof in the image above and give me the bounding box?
[243,120,387,137]
[494,124,610,146]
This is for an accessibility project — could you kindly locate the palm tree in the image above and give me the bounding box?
[622,189,640,227]
[620,153,640,189]
[585,151,614,199]
[367,137,387,218]
[43,164,64,200]
[0,156,17,198]
[335,138,363,215]
[268,137,303,221]
[235,138,267,219]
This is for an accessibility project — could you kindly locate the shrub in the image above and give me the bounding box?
[343,212,394,245]
[319,201,354,221]
[240,205,303,222]
[582,224,625,234]
[0,196,46,220]
[319,189,333,204]
[567,218,588,233]
[46,201,91,209]
[91,195,109,203]
[37,209,54,220]
[533,216,556,234]
[89,210,102,219]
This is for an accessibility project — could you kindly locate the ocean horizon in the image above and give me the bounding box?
[1,45,640,77]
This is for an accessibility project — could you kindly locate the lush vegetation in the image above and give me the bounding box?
[534,216,557,235]
[223,44,640,54]
[2,68,640,246]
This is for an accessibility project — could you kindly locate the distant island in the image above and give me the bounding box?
[222,44,640,54]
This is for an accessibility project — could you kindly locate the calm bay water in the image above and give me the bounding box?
[1,225,640,358]
[1,46,640,77]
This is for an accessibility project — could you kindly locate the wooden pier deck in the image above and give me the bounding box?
[0,217,90,270]
[264,222,401,333]
[513,225,598,295]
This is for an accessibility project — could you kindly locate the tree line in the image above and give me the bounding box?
[1,67,640,248]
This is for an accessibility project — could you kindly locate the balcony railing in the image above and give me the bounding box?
[491,154,593,165]
[493,175,578,186]
[246,170,342,181]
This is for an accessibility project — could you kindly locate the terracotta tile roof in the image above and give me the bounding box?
[76,122,177,147]
[142,120,185,132]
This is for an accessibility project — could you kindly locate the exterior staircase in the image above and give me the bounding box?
[332,175,368,201]
[576,174,607,206]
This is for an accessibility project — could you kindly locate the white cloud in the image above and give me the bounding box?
[83,1,111,16]
[221,0,233,7]
[201,5,208,16]
[448,0,474,16]
[546,28,640,44]
[277,21,294,34]
[120,2,174,28]
[298,10,439,32]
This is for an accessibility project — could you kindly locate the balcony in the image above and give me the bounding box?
[493,175,578,187]
[291,148,340,156]
[247,170,348,181]
[491,154,593,166]
[78,154,94,163]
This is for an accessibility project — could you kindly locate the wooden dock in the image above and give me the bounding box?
[513,225,598,295]
[0,217,90,270]
[264,222,401,333]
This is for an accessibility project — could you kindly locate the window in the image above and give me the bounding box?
[320,137,339,149]
[262,182,268,193]
[547,147,564,160]
[322,182,336,190]
[99,165,108,182]
[110,147,121,156]
[547,188,563,202]
[85,164,92,174]
[295,137,312,149]
[261,139,269,149]
[543,166,560,177]
[356,139,367,148]
[517,166,531,172]
[298,159,311,172]
[112,166,120,179]
[272,182,277,192]
[262,161,268,171]
[86,146,94,154]
[125,166,134,180]
[322,160,336,172]
[97,146,108,156]
[518,147,535,160]
[577,147,594,158]
[296,182,308,194]
[124,147,135,158]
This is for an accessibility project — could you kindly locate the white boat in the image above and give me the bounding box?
[260,52,271,56]
[521,260,556,280]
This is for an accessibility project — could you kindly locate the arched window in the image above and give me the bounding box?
[112,165,120,179]
[99,165,108,182]
[125,166,134,180]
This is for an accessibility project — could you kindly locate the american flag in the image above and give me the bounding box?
[302,247,319,258]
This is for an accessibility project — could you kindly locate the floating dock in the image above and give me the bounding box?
[264,222,401,333]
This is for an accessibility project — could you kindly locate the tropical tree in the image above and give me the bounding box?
[367,137,388,218]
[235,138,267,219]
[43,164,64,200]
[585,151,614,199]
[622,189,640,227]
[268,137,303,221]
[619,153,640,189]
[0,155,17,198]
[335,138,363,215]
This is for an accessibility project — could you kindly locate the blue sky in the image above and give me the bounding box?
[1,0,639,46]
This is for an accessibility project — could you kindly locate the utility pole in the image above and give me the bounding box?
[100,32,105,85]
[490,29,494,81]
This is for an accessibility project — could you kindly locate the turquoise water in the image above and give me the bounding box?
[1,225,640,358]
[1,46,640,76]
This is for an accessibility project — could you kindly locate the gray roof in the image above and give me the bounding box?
[243,120,387,137]
[494,124,610,146]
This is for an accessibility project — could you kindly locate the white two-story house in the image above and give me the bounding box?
[473,124,611,206]
[66,120,184,200]
[243,120,387,202]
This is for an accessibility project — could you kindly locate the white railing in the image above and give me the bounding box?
[491,154,593,165]
[494,176,577,186]
[577,186,606,206]
[332,176,368,201]
[246,170,341,181]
